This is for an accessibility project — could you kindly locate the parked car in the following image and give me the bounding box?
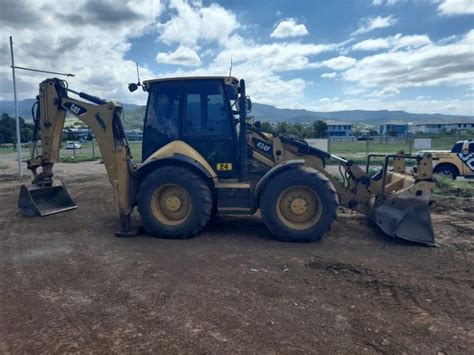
[356,134,374,141]
[417,140,474,179]
[65,141,82,150]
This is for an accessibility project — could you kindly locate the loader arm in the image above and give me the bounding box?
[20,78,135,233]
[247,126,436,245]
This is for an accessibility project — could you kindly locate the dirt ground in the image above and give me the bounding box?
[0,161,473,354]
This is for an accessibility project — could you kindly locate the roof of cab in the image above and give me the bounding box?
[144,76,239,85]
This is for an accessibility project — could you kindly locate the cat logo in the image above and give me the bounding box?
[217,163,232,171]
[64,102,87,116]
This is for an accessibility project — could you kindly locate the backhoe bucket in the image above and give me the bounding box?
[374,196,435,246]
[18,183,77,217]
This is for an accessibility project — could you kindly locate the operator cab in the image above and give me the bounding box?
[142,76,244,179]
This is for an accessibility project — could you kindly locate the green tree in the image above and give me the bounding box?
[0,113,35,144]
[353,128,362,137]
[260,121,274,133]
[312,120,328,138]
[277,122,290,134]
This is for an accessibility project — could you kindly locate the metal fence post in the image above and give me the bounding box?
[92,137,96,160]
[366,137,369,159]
[10,36,22,177]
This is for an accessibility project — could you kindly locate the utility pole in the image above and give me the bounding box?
[9,36,22,177]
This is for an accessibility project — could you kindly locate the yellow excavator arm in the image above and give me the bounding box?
[19,78,135,234]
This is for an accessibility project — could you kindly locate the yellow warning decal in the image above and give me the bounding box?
[217,163,233,171]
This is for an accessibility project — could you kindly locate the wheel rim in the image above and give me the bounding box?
[276,186,322,230]
[151,184,192,225]
[437,169,453,178]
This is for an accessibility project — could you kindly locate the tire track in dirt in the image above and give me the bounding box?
[304,256,474,353]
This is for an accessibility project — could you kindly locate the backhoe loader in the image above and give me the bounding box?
[19,77,436,245]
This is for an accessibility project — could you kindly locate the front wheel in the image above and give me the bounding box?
[137,166,213,239]
[260,166,338,242]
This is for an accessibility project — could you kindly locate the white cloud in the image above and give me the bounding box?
[160,35,339,108]
[156,46,201,66]
[370,87,400,97]
[372,0,400,6]
[352,34,431,51]
[270,18,309,38]
[0,0,161,103]
[321,72,337,79]
[157,0,239,48]
[352,38,390,51]
[343,30,474,90]
[438,0,474,16]
[317,56,357,70]
[1,0,472,117]
[351,16,397,36]
[213,37,338,72]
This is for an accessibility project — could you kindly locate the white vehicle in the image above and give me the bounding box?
[65,141,81,150]
[417,140,474,179]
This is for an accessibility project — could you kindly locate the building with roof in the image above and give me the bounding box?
[379,120,408,136]
[408,118,474,134]
[324,120,353,137]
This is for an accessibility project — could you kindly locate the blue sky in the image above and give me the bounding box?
[1,0,474,115]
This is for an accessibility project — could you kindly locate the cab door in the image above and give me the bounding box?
[181,80,238,179]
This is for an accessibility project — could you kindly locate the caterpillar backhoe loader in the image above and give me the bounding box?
[18,77,436,245]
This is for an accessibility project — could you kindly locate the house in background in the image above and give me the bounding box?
[408,118,474,133]
[379,120,408,136]
[324,120,352,137]
[445,118,474,132]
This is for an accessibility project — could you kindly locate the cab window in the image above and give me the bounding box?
[183,80,231,136]
[143,81,182,159]
[452,143,462,153]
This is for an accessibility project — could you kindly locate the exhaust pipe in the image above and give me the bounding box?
[18,182,77,217]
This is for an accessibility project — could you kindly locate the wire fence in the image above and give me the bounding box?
[1,132,471,166]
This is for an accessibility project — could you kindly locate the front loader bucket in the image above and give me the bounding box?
[374,196,435,246]
[18,183,77,217]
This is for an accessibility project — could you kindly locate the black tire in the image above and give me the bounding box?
[434,164,458,180]
[137,166,213,239]
[260,166,338,242]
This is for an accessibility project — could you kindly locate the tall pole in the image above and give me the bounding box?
[9,36,22,177]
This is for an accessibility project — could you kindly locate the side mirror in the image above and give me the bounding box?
[128,83,138,92]
[246,96,252,113]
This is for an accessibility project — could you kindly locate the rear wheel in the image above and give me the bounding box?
[434,164,458,180]
[138,166,213,238]
[260,166,338,242]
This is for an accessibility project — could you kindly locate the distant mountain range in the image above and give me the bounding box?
[250,103,474,125]
[1,99,472,129]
